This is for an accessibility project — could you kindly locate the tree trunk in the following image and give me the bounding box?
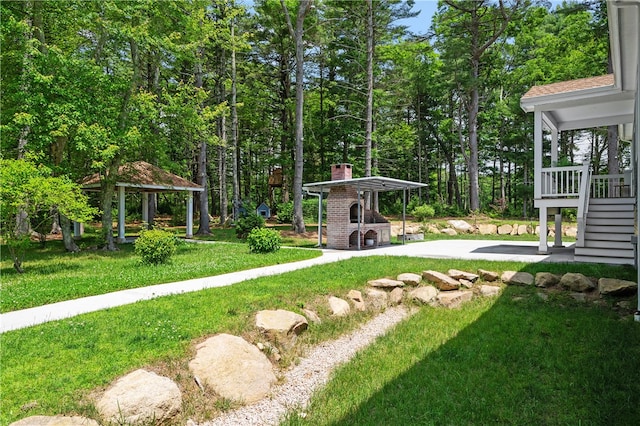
[195,49,211,235]
[101,163,119,251]
[281,0,313,234]
[364,0,374,208]
[60,214,79,252]
[607,125,619,174]
[231,23,240,222]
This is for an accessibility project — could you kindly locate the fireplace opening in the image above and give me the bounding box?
[349,202,362,223]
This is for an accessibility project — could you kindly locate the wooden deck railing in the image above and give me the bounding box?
[540,165,584,198]
[590,173,630,198]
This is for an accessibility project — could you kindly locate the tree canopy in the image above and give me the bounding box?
[1,0,611,245]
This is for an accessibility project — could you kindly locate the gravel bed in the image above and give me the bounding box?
[197,306,413,426]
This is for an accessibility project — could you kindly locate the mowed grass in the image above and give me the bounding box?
[1,256,637,425]
[0,240,320,312]
[283,285,640,425]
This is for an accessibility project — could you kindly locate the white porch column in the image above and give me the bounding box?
[534,110,543,199]
[554,212,563,247]
[550,129,559,166]
[186,191,194,238]
[538,205,548,254]
[142,192,149,228]
[117,186,126,243]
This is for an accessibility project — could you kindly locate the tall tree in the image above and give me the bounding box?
[281,0,314,233]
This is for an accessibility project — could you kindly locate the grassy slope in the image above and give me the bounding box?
[0,241,320,312]
[1,257,637,425]
[283,286,640,425]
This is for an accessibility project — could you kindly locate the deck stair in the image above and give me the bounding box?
[574,197,635,265]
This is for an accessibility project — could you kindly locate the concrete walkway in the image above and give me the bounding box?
[0,240,573,333]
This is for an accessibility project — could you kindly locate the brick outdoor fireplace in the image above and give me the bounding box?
[304,164,427,250]
[325,164,391,250]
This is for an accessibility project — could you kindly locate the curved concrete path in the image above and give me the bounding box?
[0,240,572,333]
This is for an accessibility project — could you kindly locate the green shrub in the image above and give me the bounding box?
[235,214,265,239]
[134,229,177,265]
[276,201,294,224]
[411,204,436,221]
[246,227,282,253]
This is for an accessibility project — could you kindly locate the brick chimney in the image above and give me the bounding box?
[331,163,352,181]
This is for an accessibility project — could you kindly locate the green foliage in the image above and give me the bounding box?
[246,227,282,254]
[235,214,265,239]
[0,159,96,272]
[276,201,294,224]
[411,204,436,221]
[134,229,177,265]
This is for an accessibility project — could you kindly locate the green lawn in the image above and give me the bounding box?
[283,285,640,425]
[1,256,637,425]
[0,239,320,312]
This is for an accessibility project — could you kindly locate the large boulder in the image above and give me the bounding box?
[189,334,276,404]
[437,290,474,309]
[328,296,351,316]
[347,289,366,311]
[389,287,404,306]
[560,273,595,292]
[441,228,458,236]
[255,309,308,335]
[478,224,498,235]
[535,272,560,288]
[501,271,534,286]
[598,278,638,296]
[423,270,460,291]
[517,224,529,235]
[447,219,473,233]
[10,416,100,426]
[365,288,389,309]
[302,308,322,324]
[448,269,479,282]
[367,278,405,288]
[497,224,513,235]
[96,369,182,425]
[397,273,422,286]
[409,286,438,304]
[480,285,501,297]
[425,223,440,234]
[478,269,499,282]
[565,227,578,238]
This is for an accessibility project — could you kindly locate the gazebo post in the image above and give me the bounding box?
[142,192,149,228]
[402,188,406,245]
[117,185,126,243]
[317,188,323,247]
[186,191,194,238]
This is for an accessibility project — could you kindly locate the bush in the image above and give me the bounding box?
[134,229,177,265]
[235,214,265,239]
[411,204,436,222]
[246,227,282,253]
[276,201,294,224]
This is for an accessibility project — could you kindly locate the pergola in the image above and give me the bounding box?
[81,161,204,242]
[303,176,427,249]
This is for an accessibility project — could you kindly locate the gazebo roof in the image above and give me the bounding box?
[81,161,203,192]
[303,176,427,193]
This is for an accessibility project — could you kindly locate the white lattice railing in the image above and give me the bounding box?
[590,173,630,198]
[540,165,584,198]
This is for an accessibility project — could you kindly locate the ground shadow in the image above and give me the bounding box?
[326,286,640,425]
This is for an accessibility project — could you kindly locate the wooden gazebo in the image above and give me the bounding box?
[81,161,204,242]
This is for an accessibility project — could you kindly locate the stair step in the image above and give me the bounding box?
[585,225,635,234]
[588,197,634,205]
[584,232,633,242]
[575,247,635,258]
[586,218,634,226]
[574,254,635,265]
[583,240,634,250]
[587,210,635,219]
[588,203,634,212]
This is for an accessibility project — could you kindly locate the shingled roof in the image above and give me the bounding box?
[81,161,203,192]
[522,74,614,99]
